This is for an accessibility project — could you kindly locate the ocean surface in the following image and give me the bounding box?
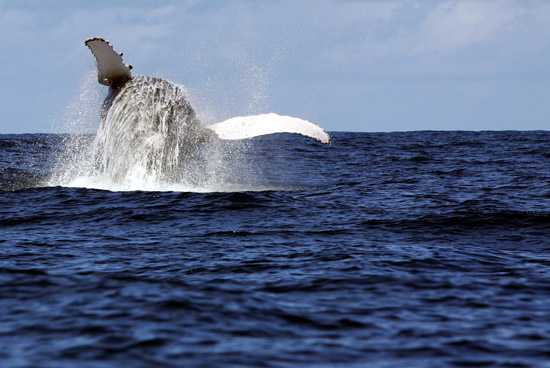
[1,131,550,367]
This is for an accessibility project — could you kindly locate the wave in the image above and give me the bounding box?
[361,210,550,230]
[0,168,45,192]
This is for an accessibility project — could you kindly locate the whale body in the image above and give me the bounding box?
[85,37,330,183]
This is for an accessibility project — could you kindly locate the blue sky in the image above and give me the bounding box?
[1,0,549,133]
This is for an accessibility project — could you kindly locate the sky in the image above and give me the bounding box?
[0,0,550,133]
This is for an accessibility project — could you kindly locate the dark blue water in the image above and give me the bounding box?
[2,131,550,367]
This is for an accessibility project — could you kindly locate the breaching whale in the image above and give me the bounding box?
[84,37,330,183]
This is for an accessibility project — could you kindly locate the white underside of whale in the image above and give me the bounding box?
[207,113,330,144]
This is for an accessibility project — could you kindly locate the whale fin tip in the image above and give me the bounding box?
[84,37,132,87]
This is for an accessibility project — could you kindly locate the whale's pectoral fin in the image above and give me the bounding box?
[84,37,132,87]
[206,113,330,144]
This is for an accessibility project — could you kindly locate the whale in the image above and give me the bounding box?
[84,37,330,183]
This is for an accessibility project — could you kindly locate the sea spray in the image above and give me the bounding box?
[90,76,207,184]
[49,75,254,192]
[49,71,103,185]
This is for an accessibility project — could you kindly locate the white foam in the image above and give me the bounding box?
[61,175,285,193]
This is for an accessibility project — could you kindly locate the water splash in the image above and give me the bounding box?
[48,71,103,185]
[49,75,256,192]
[187,58,270,125]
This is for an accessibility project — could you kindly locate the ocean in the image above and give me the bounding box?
[1,131,550,367]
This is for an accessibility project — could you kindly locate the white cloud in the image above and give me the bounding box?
[415,0,522,52]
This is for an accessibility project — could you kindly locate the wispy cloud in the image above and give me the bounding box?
[416,0,523,52]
